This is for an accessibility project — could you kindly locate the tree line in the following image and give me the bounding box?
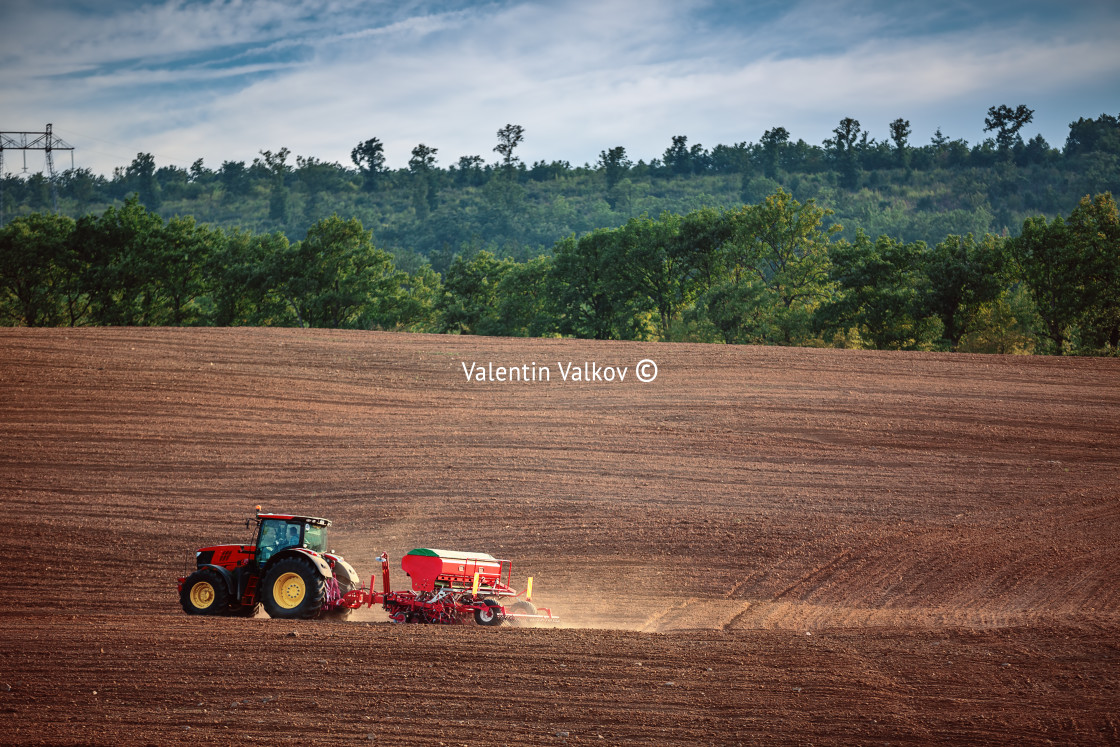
[3,188,1116,355]
[2,109,1118,271]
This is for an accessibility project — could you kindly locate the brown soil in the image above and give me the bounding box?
[1,327,1117,745]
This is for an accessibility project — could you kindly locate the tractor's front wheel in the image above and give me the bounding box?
[261,557,327,620]
[180,568,231,616]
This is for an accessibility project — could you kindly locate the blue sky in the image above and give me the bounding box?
[3,0,1119,176]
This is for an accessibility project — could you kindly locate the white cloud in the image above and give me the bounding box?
[3,0,1119,175]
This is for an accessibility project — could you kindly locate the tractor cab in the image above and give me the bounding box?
[253,513,331,565]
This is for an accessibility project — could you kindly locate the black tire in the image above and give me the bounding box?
[180,568,231,616]
[261,557,327,620]
[506,600,538,627]
[474,597,503,626]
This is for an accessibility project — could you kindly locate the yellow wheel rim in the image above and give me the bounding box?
[273,572,306,609]
[190,581,216,610]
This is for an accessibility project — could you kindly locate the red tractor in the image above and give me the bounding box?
[178,508,359,620]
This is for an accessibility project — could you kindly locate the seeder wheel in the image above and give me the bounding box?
[474,598,503,626]
[505,600,538,627]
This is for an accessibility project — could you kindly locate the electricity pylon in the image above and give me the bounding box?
[0,123,76,222]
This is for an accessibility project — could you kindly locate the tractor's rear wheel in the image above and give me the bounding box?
[261,557,326,620]
[506,600,538,627]
[474,597,503,626]
[180,568,230,616]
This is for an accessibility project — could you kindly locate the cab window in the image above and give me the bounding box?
[304,524,328,553]
[257,519,301,564]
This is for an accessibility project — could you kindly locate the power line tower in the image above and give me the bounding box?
[0,123,76,223]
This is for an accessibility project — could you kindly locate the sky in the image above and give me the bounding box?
[2,0,1119,177]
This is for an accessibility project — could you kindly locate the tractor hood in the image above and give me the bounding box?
[195,544,254,570]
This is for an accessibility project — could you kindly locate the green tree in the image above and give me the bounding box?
[985,104,1034,151]
[391,263,442,331]
[494,124,525,179]
[1005,193,1119,355]
[25,173,51,211]
[600,145,636,211]
[156,165,189,201]
[827,118,862,189]
[296,156,344,227]
[60,167,99,209]
[409,144,439,218]
[889,118,911,169]
[822,231,942,349]
[125,152,161,210]
[1017,134,1055,166]
[189,159,215,186]
[924,233,1007,348]
[453,155,486,187]
[663,135,692,176]
[550,230,626,340]
[758,127,789,179]
[1066,193,1120,351]
[0,212,76,326]
[495,255,557,336]
[674,206,732,297]
[72,196,165,325]
[617,212,689,338]
[703,190,838,344]
[219,160,250,197]
[206,229,286,326]
[1064,114,1120,157]
[710,142,749,174]
[957,284,1040,355]
[147,215,214,325]
[729,189,838,341]
[258,148,292,225]
[598,146,631,207]
[271,215,403,328]
[704,279,783,345]
[437,250,513,334]
[351,137,387,192]
[1007,212,1081,354]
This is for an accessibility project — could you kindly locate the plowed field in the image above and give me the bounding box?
[1,327,1118,745]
